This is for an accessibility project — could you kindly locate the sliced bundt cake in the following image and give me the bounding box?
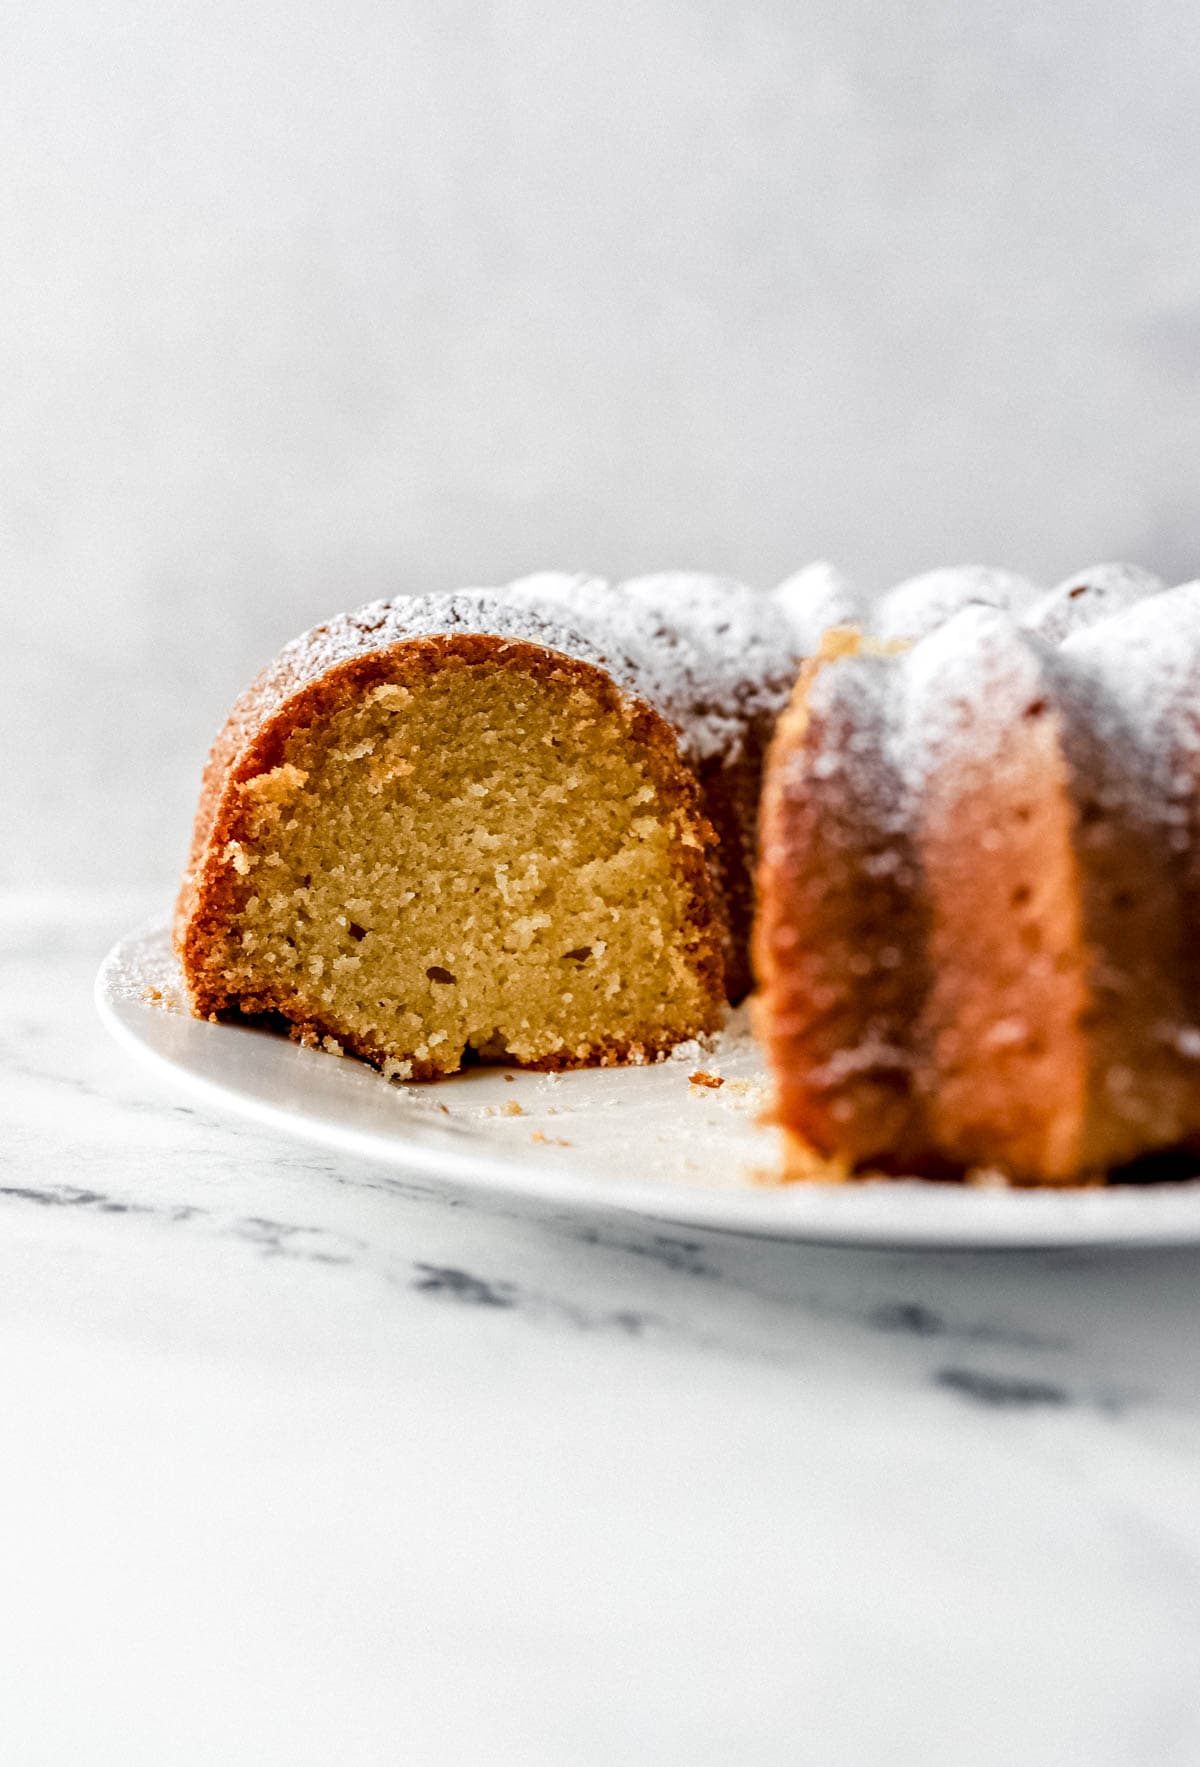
[176,592,726,1076]
[755,577,1200,1185]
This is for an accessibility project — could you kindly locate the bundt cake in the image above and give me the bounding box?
[175,577,798,1077]
[755,570,1200,1186]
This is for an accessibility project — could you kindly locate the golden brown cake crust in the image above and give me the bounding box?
[753,635,936,1174]
[176,617,725,1076]
[755,596,1200,1187]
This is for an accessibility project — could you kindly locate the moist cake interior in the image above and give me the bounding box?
[188,645,721,1075]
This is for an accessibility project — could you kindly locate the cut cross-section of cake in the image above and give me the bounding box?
[176,592,725,1077]
[502,571,805,1001]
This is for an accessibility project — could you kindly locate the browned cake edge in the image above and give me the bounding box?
[752,632,939,1176]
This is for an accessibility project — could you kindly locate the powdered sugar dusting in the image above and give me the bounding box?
[269,588,650,707]
[873,566,1041,642]
[815,572,1200,847]
[773,561,863,650]
[1063,580,1200,833]
[102,920,188,1011]
[620,573,802,758]
[800,643,915,837]
[505,571,803,763]
[894,605,1049,796]
[1022,563,1164,644]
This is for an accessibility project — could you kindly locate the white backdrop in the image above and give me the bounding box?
[6,0,1200,889]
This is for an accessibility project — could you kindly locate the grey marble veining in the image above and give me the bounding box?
[4,893,1200,1765]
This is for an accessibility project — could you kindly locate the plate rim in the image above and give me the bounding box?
[95,921,1200,1250]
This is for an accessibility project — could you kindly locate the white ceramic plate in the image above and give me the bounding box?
[96,922,1200,1248]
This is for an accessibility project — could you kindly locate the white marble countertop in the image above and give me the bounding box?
[7,890,1200,1766]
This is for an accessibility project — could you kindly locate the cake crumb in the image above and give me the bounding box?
[483,1099,525,1118]
[720,1076,771,1113]
[689,1070,725,1089]
[779,1134,852,1184]
[531,1130,571,1147]
[746,1163,788,1187]
[663,1033,718,1065]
